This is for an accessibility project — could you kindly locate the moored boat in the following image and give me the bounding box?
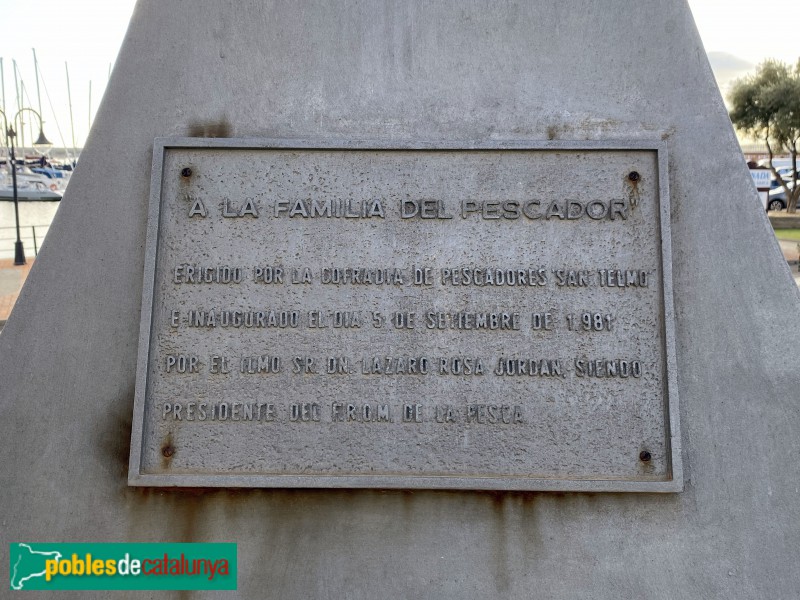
[0,180,62,201]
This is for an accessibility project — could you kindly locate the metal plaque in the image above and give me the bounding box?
[129,138,682,491]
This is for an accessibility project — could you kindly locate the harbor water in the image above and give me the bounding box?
[0,200,61,260]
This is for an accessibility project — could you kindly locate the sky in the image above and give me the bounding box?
[0,0,137,154]
[688,0,798,65]
[0,0,797,153]
[687,0,799,97]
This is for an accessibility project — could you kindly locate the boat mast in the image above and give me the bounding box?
[65,62,77,163]
[12,60,25,153]
[0,58,5,118]
[1,58,5,163]
[32,50,44,131]
[32,48,50,161]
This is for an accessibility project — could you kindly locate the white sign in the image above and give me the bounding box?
[750,168,771,191]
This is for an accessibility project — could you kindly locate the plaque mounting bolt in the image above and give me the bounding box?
[639,450,652,462]
[628,171,640,182]
[162,445,175,458]
[181,167,192,178]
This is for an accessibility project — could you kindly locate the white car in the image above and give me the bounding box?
[758,158,796,171]
[766,180,797,211]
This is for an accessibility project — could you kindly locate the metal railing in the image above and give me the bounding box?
[0,225,50,260]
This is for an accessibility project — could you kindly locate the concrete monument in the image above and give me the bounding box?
[1,0,798,597]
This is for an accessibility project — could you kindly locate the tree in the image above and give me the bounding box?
[729,59,800,213]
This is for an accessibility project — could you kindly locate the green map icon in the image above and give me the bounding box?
[10,543,62,590]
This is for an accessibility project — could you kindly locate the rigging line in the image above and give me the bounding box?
[32,49,44,123]
[21,78,36,115]
[14,62,39,150]
[12,60,24,150]
[39,66,71,159]
[20,80,38,151]
[65,62,76,158]
[1,58,5,117]
[0,58,6,161]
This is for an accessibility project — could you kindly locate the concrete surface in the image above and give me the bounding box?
[769,212,800,228]
[1,1,799,598]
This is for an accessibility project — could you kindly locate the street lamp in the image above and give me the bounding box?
[0,108,52,265]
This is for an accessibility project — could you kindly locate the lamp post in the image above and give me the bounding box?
[0,108,52,265]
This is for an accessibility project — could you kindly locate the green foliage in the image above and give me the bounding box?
[730,60,800,148]
[773,229,800,242]
[729,59,800,212]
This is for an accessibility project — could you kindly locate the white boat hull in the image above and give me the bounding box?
[0,187,62,201]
